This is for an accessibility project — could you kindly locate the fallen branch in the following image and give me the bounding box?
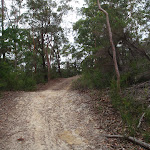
[103,134,150,149]
[137,112,146,128]
[137,105,150,128]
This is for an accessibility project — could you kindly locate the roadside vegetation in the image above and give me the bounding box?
[71,0,150,148]
[0,0,150,148]
[0,0,80,91]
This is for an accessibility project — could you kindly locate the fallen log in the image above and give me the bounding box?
[103,134,150,150]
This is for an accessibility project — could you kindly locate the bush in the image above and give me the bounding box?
[143,133,150,143]
[72,76,90,90]
[24,76,36,91]
[0,61,36,91]
[110,87,146,136]
[5,71,36,91]
[145,109,150,123]
[0,61,11,90]
[84,69,112,89]
[34,72,46,84]
[72,69,113,90]
[122,59,150,85]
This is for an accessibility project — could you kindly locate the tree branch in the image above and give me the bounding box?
[137,105,150,128]
[103,134,150,149]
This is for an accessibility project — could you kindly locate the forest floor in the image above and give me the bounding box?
[0,77,146,150]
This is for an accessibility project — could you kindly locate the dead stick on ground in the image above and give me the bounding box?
[137,105,150,128]
[103,134,150,150]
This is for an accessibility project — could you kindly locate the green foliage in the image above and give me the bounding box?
[49,66,61,79]
[120,59,150,86]
[0,61,11,89]
[4,71,36,91]
[83,69,112,89]
[34,72,47,84]
[72,69,112,90]
[6,72,36,91]
[71,76,88,90]
[0,61,36,91]
[143,132,150,143]
[145,109,150,123]
[61,61,81,78]
[76,54,114,90]
[120,72,131,88]
[110,86,148,136]
[73,0,150,91]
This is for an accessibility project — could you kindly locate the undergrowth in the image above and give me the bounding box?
[110,90,143,135]
[72,70,112,90]
[72,70,150,143]
[110,82,150,142]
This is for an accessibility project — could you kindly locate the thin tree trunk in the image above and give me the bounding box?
[32,28,37,73]
[41,20,47,81]
[1,0,5,60]
[45,44,51,81]
[14,44,17,69]
[56,49,62,77]
[97,0,120,91]
[45,34,53,81]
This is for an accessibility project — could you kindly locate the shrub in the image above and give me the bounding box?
[0,61,36,91]
[72,76,90,90]
[143,133,150,143]
[73,69,113,90]
[72,69,113,90]
[145,109,150,123]
[110,87,146,136]
[5,71,36,91]
[35,72,46,84]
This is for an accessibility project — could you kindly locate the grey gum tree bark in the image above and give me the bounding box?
[97,0,121,91]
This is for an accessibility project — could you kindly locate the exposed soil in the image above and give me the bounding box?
[0,77,108,150]
[0,77,148,150]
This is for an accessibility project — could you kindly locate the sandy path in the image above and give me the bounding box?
[0,77,108,150]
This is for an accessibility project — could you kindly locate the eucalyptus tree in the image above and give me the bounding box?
[0,0,74,90]
[26,0,72,81]
[2,0,32,70]
[0,0,5,60]
[74,0,150,87]
[97,0,120,91]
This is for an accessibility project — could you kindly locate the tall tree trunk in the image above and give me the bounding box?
[1,0,5,60]
[14,43,17,69]
[45,34,53,81]
[32,28,37,73]
[45,45,51,81]
[56,49,61,77]
[97,0,120,91]
[41,21,47,81]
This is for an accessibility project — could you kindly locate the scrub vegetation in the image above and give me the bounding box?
[0,0,150,148]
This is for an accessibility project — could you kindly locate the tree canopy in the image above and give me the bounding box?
[73,0,150,89]
[0,0,150,90]
[0,0,75,90]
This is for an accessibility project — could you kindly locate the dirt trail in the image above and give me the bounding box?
[0,77,108,150]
